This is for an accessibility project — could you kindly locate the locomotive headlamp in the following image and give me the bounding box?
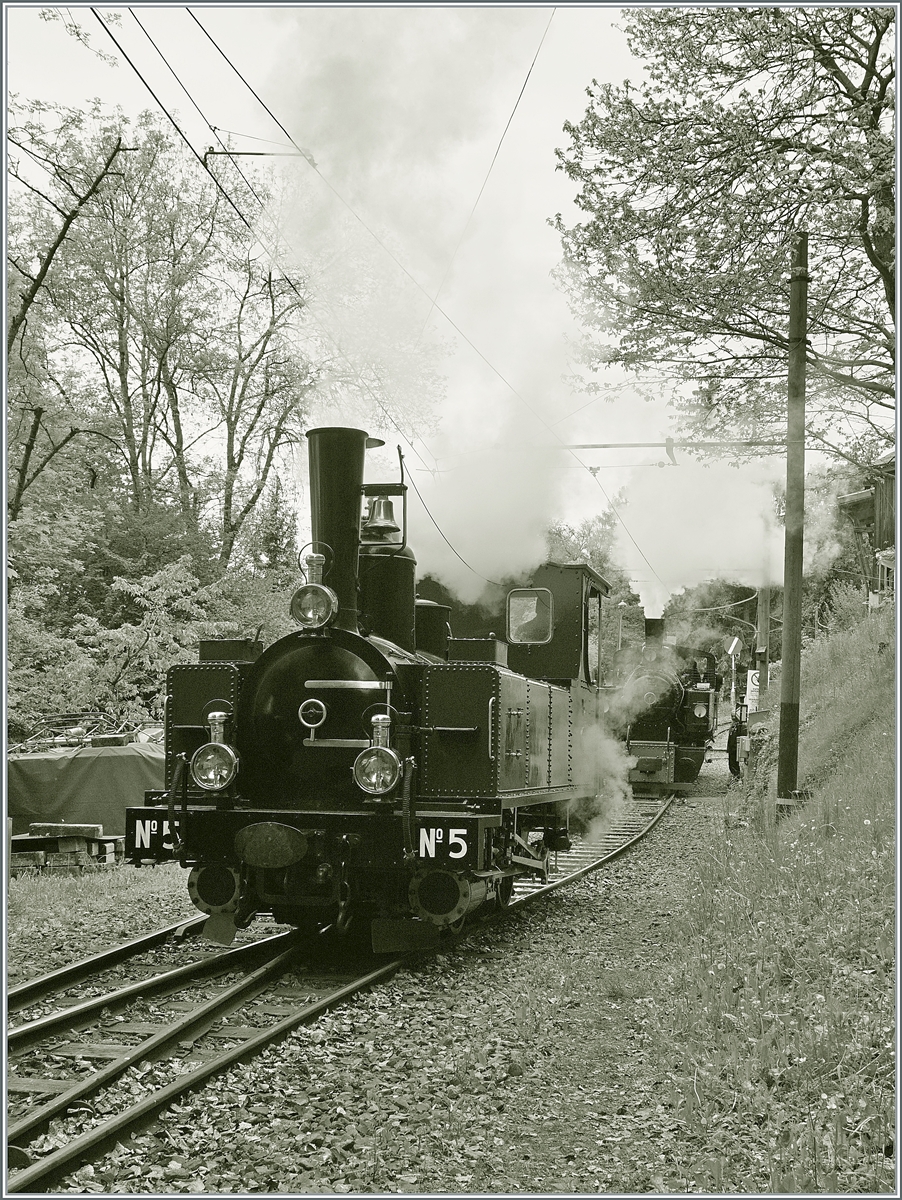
[191,742,239,791]
[352,713,401,795]
[693,702,708,718]
[290,553,339,630]
[189,710,239,791]
[290,583,339,629]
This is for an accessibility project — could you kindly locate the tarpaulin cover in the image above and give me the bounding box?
[6,744,165,836]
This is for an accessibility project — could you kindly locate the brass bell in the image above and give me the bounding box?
[362,496,400,537]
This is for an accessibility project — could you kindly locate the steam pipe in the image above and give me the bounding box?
[644,618,665,646]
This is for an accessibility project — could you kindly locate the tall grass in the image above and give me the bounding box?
[654,606,895,1192]
[7,862,193,970]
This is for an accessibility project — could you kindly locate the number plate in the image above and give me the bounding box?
[126,810,177,859]
[416,822,475,865]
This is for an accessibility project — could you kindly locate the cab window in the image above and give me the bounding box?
[507,588,553,644]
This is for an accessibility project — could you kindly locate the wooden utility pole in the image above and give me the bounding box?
[777,233,809,798]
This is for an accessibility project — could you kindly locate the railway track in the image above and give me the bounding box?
[6,795,671,1193]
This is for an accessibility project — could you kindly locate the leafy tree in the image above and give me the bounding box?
[7,99,131,520]
[240,475,300,575]
[7,101,126,358]
[6,94,445,734]
[8,104,313,568]
[553,6,895,464]
[69,557,209,721]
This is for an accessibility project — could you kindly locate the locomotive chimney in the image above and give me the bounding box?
[306,427,383,633]
[644,617,665,647]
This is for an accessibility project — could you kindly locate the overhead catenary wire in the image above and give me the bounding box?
[115,6,436,481]
[93,6,665,592]
[405,471,503,588]
[415,8,556,341]
[184,7,667,593]
[88,9,259,240]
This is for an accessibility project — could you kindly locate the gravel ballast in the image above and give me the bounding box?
[26,762,733,1194]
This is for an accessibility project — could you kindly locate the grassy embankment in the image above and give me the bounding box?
[6,862,195,980]
[654,604,896,1192]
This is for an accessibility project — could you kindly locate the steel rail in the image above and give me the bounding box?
[8,930,296,1052]
[510,797,674,908]
[8,798,672,1192]
[7,916,207,1011]
[8,939,302,1146]
[7,956,405,1194]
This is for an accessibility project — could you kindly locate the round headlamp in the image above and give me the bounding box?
[693,703,708,718]
[353,745,401,795]
[290,582,339,630]
[191,743,239,791]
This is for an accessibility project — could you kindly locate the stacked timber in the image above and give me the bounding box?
[9,823,126,876]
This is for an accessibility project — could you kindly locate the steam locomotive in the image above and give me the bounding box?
[604,618,720,793]
[125,427,615,953]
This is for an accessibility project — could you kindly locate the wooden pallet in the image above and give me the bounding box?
[9,824,125,876]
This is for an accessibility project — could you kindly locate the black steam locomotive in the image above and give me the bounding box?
[125,427,614,952]
[604,618,720,793]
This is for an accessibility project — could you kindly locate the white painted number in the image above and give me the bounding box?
[418,827,468,858]
[134,818,174,851]
[448,829,467,859]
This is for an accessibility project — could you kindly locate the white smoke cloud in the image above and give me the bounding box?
[613,458,786,616]
[404,412,570,604]
[569,723,634,841]
[265,7,548,284]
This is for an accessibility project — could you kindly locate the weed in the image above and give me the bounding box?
[648,605,896,1192]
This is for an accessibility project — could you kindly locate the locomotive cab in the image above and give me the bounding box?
[506,562,609,686]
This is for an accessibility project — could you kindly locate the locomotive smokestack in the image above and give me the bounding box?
[306,427,382,633]
[644,617,665,647]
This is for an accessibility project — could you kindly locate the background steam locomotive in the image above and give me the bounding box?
[125,426,716,952]
[605,618,720,793]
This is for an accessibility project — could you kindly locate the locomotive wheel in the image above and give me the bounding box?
[496,875,515,908]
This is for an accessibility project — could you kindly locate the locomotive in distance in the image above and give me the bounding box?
[125,426,717,952]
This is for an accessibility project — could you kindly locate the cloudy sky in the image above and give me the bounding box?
[7,5,785,607]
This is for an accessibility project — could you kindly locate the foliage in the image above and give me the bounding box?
[6,608,97,743]
[546,511,619,581]
[6,546,305,738]
[553,6,895,464]
[9,103,313,561]
[655,607,895,1193]
[822,578,874,634]
[6,96,443,737]
[236,475,300,575]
